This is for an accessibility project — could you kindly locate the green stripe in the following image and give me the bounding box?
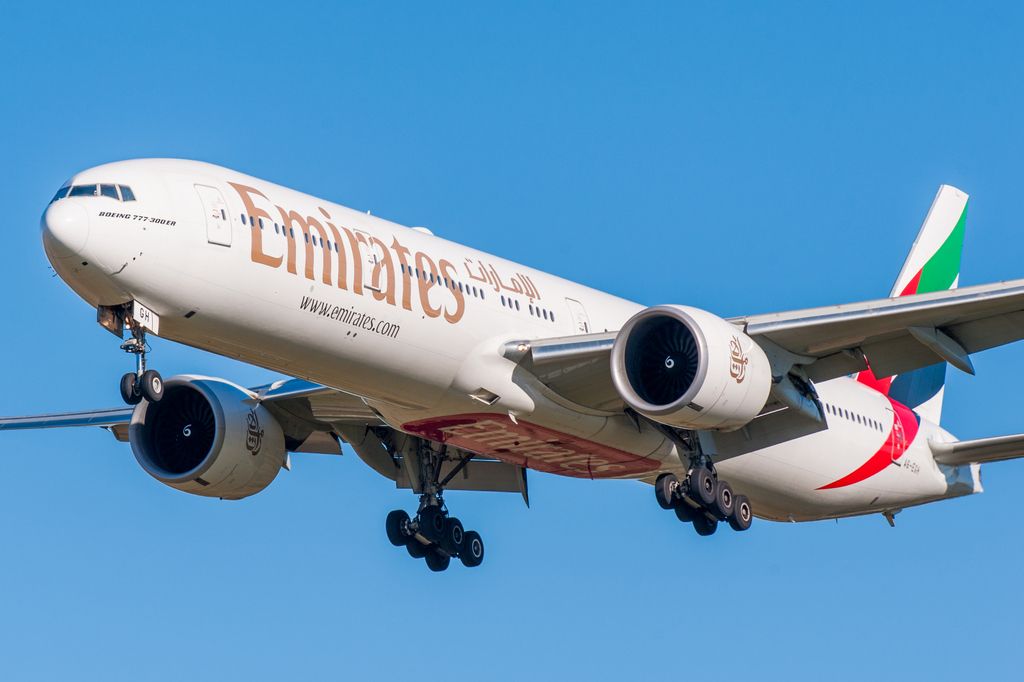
[917,202,967,293]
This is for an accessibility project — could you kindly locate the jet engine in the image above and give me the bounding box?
[128,376,287,499]
[610,305,772,431]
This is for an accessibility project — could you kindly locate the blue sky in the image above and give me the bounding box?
[2,2,1023,679]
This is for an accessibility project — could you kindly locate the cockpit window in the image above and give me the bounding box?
[68,184,98,198]
[49,186,70,204]
[50,183,137,204]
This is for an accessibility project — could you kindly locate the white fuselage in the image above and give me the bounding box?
[40,159,980,521]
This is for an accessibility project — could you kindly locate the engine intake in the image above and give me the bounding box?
[129,376,286,499]
[610,305,771,430]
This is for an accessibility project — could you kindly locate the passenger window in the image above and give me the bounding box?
[100,184,118,199]
[69,184,97,197]
[515,300,520,311]
[119,186,136,201]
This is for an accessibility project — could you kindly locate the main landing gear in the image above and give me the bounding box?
[384,444,485,572]
[654,466,753,536]
[118,323,163,405]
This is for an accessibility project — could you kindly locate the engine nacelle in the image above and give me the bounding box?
[610,305,772,431]
[129,376,286,499]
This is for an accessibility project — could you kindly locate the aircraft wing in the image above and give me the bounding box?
[931,434,1024,466]
[0,378,527,496]
[505,278,1024,410]
[734,278,1024,382]
[0,378,376,451]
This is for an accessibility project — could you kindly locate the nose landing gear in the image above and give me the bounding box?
[384,443,485,571]
[118,323,163,405]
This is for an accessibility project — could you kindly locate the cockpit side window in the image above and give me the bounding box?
[119,185,136,202]
[49,186,70,204]
[100,184,118,199]
[68,184,98,198]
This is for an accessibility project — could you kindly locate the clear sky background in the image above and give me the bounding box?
[2,2,1023,680]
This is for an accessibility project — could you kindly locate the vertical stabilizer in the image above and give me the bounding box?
[858,185,968,423]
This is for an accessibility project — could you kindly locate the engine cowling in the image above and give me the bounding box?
[610,305,772,431]
[129,376,286,499]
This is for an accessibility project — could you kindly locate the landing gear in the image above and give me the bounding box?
[654,467,753,537]
[118,322,162,405]
[384,443,486,571]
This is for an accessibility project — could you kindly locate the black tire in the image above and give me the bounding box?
[729,494,753,532]
[443,516,465,553]
[692,514,718,537]
[406,539,429,559]
[460,530,484,568]
[654,473,678,510]
[711,480,735,521]
[140,370,163,402]
[385,509,411,546]
[688,466,716,507]
[673,501,697,523]
[418,506,446,543]
[119,372,141,405]
[425,548,451,572]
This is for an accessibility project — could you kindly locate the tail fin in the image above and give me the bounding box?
[857,185,969,423]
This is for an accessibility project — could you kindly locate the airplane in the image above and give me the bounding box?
[6,159,1024,572]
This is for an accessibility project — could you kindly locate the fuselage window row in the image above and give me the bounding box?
[239,216,557,321]
[824,402,884,432]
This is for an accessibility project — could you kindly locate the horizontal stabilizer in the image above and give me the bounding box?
[931,433,1024,466]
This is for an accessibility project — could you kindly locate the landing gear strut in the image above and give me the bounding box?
[384,443,485,571]
[655,465,753,536]
[118,322,163,405]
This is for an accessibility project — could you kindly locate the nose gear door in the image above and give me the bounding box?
[195,184,231,246]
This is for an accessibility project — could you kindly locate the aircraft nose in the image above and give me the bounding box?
[41,200,90,259]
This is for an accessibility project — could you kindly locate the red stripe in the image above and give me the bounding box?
[816,398,920,490]
[898,268,922,297]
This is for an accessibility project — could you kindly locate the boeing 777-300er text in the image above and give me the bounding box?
[7,159,1024,571]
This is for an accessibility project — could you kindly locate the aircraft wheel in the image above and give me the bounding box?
[729,495,753,532]
[140,369,163,402]
[425,548,451,572]
[419,506,446,543]
[688,466,717,507]
[692,514,718,537]
[655,473,678,509]
[407,539,430,559]
[120,372,142,405]
[460,531,484,568]
[443,517,465,554]
[673,501,697,523]
[711,480,735,521]
[386,509,411,546]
